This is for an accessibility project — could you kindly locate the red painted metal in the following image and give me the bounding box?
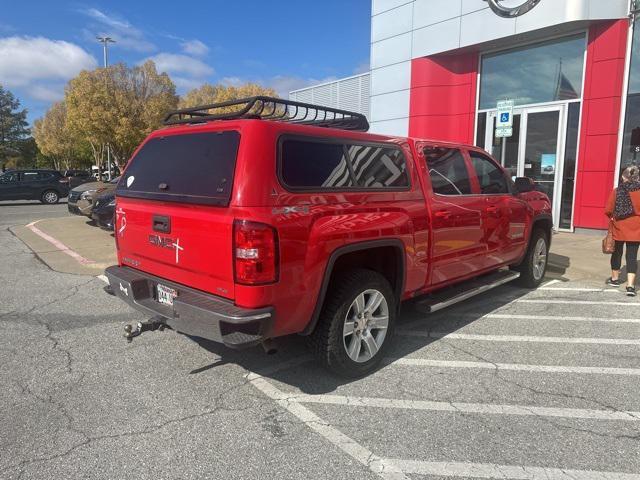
[114,119,550,338]
[574,20,629,229]
[409,53,479,144]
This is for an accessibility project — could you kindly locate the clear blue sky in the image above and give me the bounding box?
[0,1,371,124]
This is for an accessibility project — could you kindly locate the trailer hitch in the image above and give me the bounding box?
[124,316,167,342]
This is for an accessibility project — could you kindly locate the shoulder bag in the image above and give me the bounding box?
[602,219,615,254]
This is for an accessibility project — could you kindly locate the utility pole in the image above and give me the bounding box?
[97,36,115,181]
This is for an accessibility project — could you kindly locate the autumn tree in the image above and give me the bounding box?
[33,101,87,171]
[0,85,30,166]
[65,60,178,170]
[178,83,277,109]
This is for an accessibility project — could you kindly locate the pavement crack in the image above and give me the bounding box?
[441,340,640,441]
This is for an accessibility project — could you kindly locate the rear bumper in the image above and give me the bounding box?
[68,198,91,216]
[104,265,273,348]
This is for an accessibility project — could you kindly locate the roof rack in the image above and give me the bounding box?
[163,95,369,131]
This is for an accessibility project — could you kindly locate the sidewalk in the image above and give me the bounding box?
[547,231,610,284]
[11,215,116,276]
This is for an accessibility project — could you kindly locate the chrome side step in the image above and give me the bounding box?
[414,270,520,313]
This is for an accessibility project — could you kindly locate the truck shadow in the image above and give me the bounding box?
[547,252,570,279]
[190,282,536,394]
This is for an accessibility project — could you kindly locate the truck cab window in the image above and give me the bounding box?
[469,151,509,194]
[425,147,471,195]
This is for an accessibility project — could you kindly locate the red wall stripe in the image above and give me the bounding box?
[408,53,479,144]
[574,19,629,229]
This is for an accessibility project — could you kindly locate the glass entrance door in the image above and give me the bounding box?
[522,108,562,206]
[483,105,566,230]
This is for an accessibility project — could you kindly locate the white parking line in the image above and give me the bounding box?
[402,313,640,329]
[517,299,639,306]
[480,313,640,324]
[396,331,640,345]
[248,361,640,480]
[385,358,640,376]
[97,274,109,284]
[384,459,640,479]
[247,369,409,480]
[538,287,620,293]
[293,394,640,421]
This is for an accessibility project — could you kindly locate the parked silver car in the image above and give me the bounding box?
[67,176,120,216]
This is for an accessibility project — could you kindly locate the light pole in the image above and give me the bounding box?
[97,36,115,181]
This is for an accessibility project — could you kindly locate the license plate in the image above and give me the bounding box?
[156,284,178,306]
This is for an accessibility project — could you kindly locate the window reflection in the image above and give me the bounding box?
[620,17,640,173]
[480,35,585,109]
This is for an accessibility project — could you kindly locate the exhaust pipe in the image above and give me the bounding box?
[261,338,278,355]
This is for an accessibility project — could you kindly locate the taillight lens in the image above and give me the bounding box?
[233,220,278,285]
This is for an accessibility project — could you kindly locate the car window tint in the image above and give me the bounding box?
[37,172,54,180]
[281,139,409,190]
[469,151,509,194]
[22,172,39,181]
[118,131,240,206]
[347,145,409,188]
[425,147,472,195]
[281,140,355,188]
[0,172,18,183]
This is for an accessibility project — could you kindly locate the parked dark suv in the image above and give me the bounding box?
[0,170,68,204]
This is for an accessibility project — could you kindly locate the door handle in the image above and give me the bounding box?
[152,215,171,233]
[434,211,451,220]
[486,206,500,216]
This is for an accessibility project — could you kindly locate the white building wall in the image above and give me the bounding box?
[289,73,371,120]
[369,2,413,135]
[368,0,630,135]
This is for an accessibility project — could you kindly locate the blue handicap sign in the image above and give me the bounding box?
[500,112,510,123]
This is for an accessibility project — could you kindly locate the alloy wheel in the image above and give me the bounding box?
[342,289,389,363]
[43,191,58,204]
[532,237,547,281]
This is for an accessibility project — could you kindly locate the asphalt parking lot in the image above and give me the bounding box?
[1,201,639,480]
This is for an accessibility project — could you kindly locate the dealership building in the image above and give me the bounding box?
[292,0,640,232]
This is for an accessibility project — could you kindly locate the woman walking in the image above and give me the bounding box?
[604,166,640,296]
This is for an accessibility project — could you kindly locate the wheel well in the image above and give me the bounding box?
[532,218,552,243]
[330,246,403,301]
[302,243,405,336]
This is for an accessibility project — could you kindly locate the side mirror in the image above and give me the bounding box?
[514,177,535,193]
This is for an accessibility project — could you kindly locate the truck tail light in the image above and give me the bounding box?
[233,220,278,285]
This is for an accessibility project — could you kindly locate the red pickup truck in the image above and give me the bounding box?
[105,97,552,377]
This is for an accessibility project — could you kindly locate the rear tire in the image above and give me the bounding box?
[513,228,549,288]
[41,190,59,204]
[309,269,396,378]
